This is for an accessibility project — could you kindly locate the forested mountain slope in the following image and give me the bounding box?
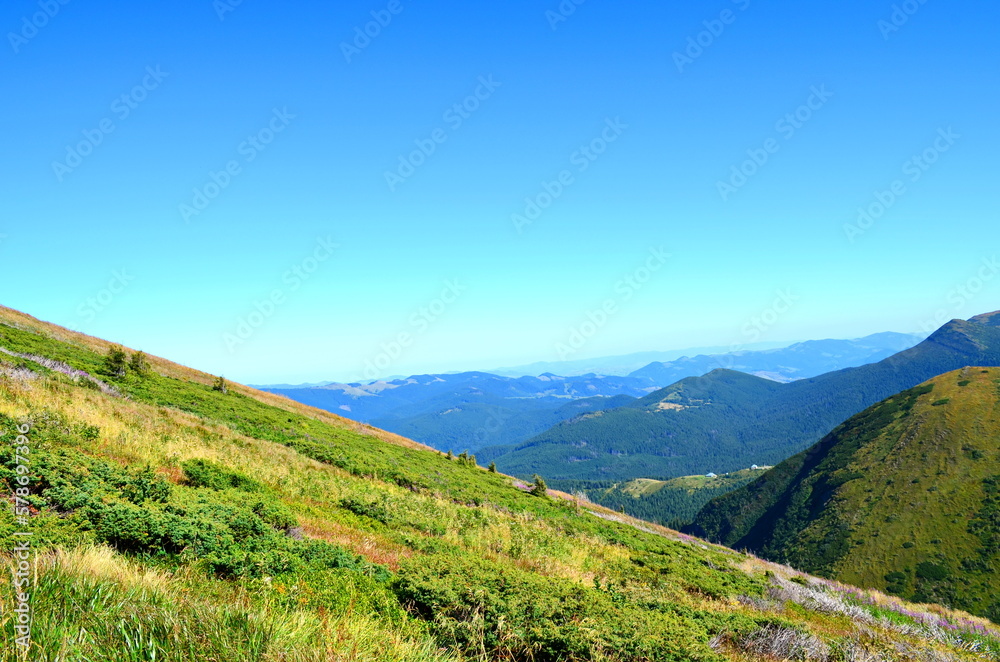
[690,366,1000,621]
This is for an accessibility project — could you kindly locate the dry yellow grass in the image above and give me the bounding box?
[0,305,431,453]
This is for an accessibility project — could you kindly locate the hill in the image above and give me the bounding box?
[481,314,1000,482]
[2,304,998,660]
[551,468,771,528]
[688,367,1000,621]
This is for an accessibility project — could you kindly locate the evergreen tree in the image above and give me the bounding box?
[105,345,128,378]
[212,375,228,394]
[530,474,548,498]
[488,462,497,473]
[129,351,150,377]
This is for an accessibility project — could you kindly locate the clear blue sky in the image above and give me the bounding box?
[2,0,997,383]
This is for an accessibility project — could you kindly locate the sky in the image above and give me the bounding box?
[1,0,998,384]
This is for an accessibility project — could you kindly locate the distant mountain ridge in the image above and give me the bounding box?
[688,367,1000,621]
[629,332,922,384]
[480,314,1000,482]
[261,332,924,453]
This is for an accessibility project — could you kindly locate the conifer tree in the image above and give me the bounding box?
[105,345,128,378]
[530,474,548,498]
[129,351,150,377]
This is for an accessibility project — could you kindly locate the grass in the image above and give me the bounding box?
[1,306,998,661]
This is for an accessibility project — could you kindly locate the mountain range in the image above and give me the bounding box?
[261,331,922,453]
[480,314,1000,482]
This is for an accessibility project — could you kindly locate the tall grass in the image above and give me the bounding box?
[0,547,455,662]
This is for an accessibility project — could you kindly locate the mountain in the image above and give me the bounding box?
[485,340,794,377]
[2,304,998,660]
[550,467,771,529]
[628,332,923,384]
[260,332,924,454]
[481,314,1000,482]
[689,367,1000,621]
[259,372,650,451]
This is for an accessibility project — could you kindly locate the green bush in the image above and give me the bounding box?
[182,458,264,492]
[915,562,949,581]
[394,555,726,661]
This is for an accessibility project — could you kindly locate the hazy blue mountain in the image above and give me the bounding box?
[260,331,926,454]
[485,341,792,377]
[479,315,1000,482]
[629,332,923,384]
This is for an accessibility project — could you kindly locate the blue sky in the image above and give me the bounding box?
[2,0,997,384]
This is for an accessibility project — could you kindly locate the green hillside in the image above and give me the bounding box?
[2,305,999,661]
[481,314,1000,482]
[551,468,770,528]
[689,367,1000,621]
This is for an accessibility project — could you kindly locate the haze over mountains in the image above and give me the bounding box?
[261,331,923,453]
[479,313,1000,482]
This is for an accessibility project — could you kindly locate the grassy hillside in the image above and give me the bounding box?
[1,306,999,661]
[689,367,1000,621]
[550,469,770,529]
[482,314,1000,482]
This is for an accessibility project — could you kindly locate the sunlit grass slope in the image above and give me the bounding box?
[0,307,997,661]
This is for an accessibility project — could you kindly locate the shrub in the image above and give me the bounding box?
[915,562,949,581]
[181,459,264,493]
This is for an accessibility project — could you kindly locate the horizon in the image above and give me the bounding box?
[0,300,953,386]
[2,0,997,384]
